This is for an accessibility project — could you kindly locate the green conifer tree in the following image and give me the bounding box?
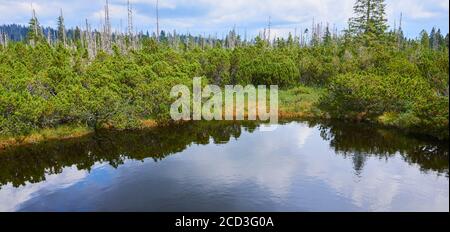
[420,30,430,49]
[57,9,66,45]
[348,0,388,38]
[430,27,437,50]
[27,9,43,44]
[323,25,332,45]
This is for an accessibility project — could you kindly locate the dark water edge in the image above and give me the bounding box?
[0,119,448,212]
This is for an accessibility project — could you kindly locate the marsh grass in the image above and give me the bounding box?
[0,124,93,150]
[278,86,326,118]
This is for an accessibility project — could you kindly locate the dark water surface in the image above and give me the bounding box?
[0,120,448,212]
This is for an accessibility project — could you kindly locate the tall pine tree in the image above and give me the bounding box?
[348,0,388,38]
[57,9,66,45]
[27,9,43,45]
[420,29,430,49]
[430,27,437,50]
[323,25,332,45]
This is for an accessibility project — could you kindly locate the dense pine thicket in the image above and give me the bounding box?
[0,0,449,139]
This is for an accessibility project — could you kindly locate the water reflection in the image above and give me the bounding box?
[0,120,448,211]
[315,121,449,177]
[0,121,256,188]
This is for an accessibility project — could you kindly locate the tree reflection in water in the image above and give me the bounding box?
[0,120,448,189]
[313,120,449,177]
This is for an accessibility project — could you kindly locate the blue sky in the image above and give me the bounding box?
[0,0,448,39]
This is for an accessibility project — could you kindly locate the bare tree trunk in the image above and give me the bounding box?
[85,19,96,59]
[127,0,134,50]
[267,16,271,45]
[0,32,4,48]
[47,30,51,45]
[398,12,403,48]
[103,0,112,53]
[156,0,160,42]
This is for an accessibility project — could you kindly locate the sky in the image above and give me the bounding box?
[0,0,448,39]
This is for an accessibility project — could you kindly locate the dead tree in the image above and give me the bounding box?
[47,30,51,45]
[398,12,403,48]
[127,0,135,49]
[156,0,160,42]
[267,16,271,45]
[85,19,96,59]
[172,29,179,50]
[0,31,7,48]
[102,0,112,53]
[28,8,39,47]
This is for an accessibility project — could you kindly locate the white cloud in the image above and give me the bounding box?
[0,165,89,212]
[0,0,448,37]
[388,0,440,20]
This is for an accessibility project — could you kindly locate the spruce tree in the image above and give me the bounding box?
[348,0,388,37]
[57,9,66,45]
[287,33,294,47]
[323,25,332,45]
[436,29,445,50]
[27,10,43,45]
[420,30,430,49]
[430,27,437,50]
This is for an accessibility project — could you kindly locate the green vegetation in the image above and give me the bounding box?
[321,72,449,138]
[0,124,92,150]
[279,86,325,118]
[0,0,448,143]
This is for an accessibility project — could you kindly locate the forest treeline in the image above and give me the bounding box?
[0,0,448,139]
